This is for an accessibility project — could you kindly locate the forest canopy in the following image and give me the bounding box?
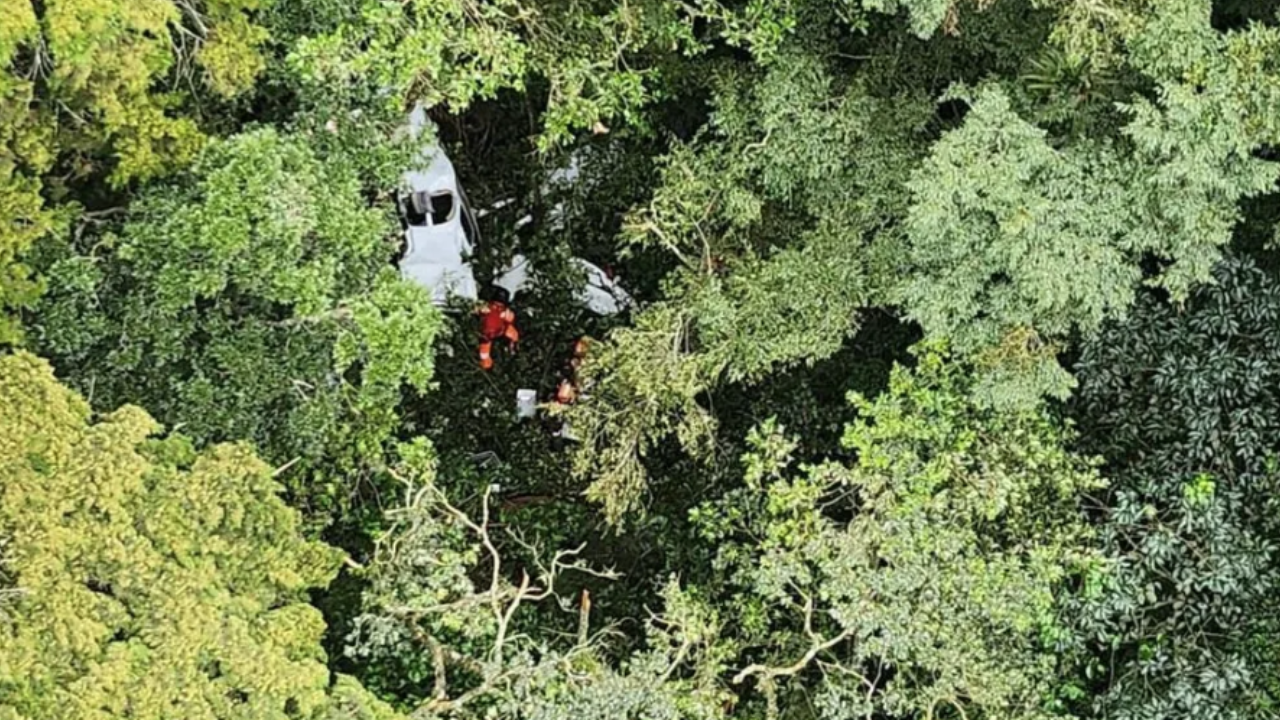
[4,0,1280,719]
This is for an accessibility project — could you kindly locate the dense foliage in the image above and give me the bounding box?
[31,124,442,523]
[686,347,1103,718]
[1070,255,1280,719]
[4,0,1280,718]
[0,352,395,719]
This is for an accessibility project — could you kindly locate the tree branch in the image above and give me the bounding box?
[732,627,853,685]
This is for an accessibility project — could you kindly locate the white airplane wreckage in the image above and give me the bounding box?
[396,105,632,315]
[394,106,626,429]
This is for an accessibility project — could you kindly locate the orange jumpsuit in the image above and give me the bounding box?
[478,301,519,370]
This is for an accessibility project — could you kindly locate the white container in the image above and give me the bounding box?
[515,389,538,419]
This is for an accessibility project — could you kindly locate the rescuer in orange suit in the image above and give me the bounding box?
[555,337,589,403]
[477,297,519,370]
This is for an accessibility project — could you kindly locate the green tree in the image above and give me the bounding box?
[14,1,1280,718]
[1069,255,1280,719]
[0,0,277,342]
[686,346,1103,718]
[278,0,1015,152]
[30,125,443,525]
[339,438,730,718]
[283,0,699,149]
[562,41,937,519]
[2,0,271,183]
[1,2,57,346]
[0,351,397,720]
[562,0,1280,519]
[902,0,1280,403]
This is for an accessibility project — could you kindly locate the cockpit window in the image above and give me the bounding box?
[403,190,457,227]
[428,191,455,224]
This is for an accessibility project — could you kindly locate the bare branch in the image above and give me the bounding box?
[382,475,621,717]
[577,589,591,646]
[272,457,301,478]
[174,0,210,36]
[732,628,853,685]
[427,634,448,701]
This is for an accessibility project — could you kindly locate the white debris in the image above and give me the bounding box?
[395,105,631,315]
[515,389,538,419]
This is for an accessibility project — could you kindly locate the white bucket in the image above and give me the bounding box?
[515,389,538,419]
